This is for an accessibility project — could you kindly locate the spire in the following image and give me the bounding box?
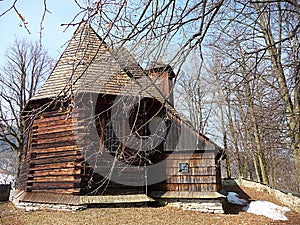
[31,22,107,100]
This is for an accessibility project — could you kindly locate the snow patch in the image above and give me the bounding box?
[0,172,15,185]
[243,200,290,221]
[227,192,290,221]
[227,192,248,205]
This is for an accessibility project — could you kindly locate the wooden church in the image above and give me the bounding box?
[17,22,225,206]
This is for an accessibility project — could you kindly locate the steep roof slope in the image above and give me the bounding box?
[32,23,148,100]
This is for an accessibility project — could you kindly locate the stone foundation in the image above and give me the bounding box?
[13,201,87,212]
[167,199,224,214]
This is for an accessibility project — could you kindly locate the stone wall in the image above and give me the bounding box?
[9,189,225,213]
[234,178,300,213]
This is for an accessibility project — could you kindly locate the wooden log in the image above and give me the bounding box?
[30,155,84,165]
[31,140,78,149]
[28,168,81,177]
[39,110,69,118]
[32,126,78,135]
[32,130,74,140]
[30,145,80,154]
[34,119,73,127]
[29,162,76,171]
[35,114,70,122]
[28,182,82,189]
[31,151,79,160]
[32,136,78,145]
[28,175,81,183]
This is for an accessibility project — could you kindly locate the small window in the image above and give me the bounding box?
[104,121,121,152]
[179,163,189,173]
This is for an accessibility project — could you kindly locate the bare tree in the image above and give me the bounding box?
[0,39,52,174]
[204,0,299,191]
[176,53,215,135]
[251,1,300,188]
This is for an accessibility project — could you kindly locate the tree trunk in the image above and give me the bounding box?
[243,126,262,183]
[226,155,231,179]
[226,97,243,177]
[292,142,300,191]
[253,2,299,187]
[223,131,231,178]
[250,113,269,184]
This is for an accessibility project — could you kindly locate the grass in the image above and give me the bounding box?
[1,186,299,225]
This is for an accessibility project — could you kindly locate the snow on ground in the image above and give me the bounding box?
[227,192,248,205]
[0,172,15,185]
[227,191,291,221]
[243,200,291,221]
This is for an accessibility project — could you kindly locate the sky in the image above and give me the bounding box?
[0,0,82,63]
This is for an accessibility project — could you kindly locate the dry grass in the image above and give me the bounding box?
[1,186,299,225]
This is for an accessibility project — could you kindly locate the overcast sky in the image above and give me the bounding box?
[0,0,81,63]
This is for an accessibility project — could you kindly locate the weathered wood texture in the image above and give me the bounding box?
[18,103,84,195]
[17,191,154,205]
[18,157,30,191]
[150,151,221,193]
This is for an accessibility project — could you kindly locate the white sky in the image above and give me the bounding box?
[0,0,81,63]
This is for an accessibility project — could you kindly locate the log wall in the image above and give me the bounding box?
[19,104,84,195]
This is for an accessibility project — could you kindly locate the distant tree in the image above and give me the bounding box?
[176,53,214,135]
[0,39,52,170]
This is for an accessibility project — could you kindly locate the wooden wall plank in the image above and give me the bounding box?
[29,162,76,171]
[31,145,80,154]
[28,168,81,177]
[165,175,216,184]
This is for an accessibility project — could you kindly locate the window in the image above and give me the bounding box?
[179,163,189,173]
[104,121,121,152]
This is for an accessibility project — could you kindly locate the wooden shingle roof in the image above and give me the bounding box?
[32,22,150,101]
